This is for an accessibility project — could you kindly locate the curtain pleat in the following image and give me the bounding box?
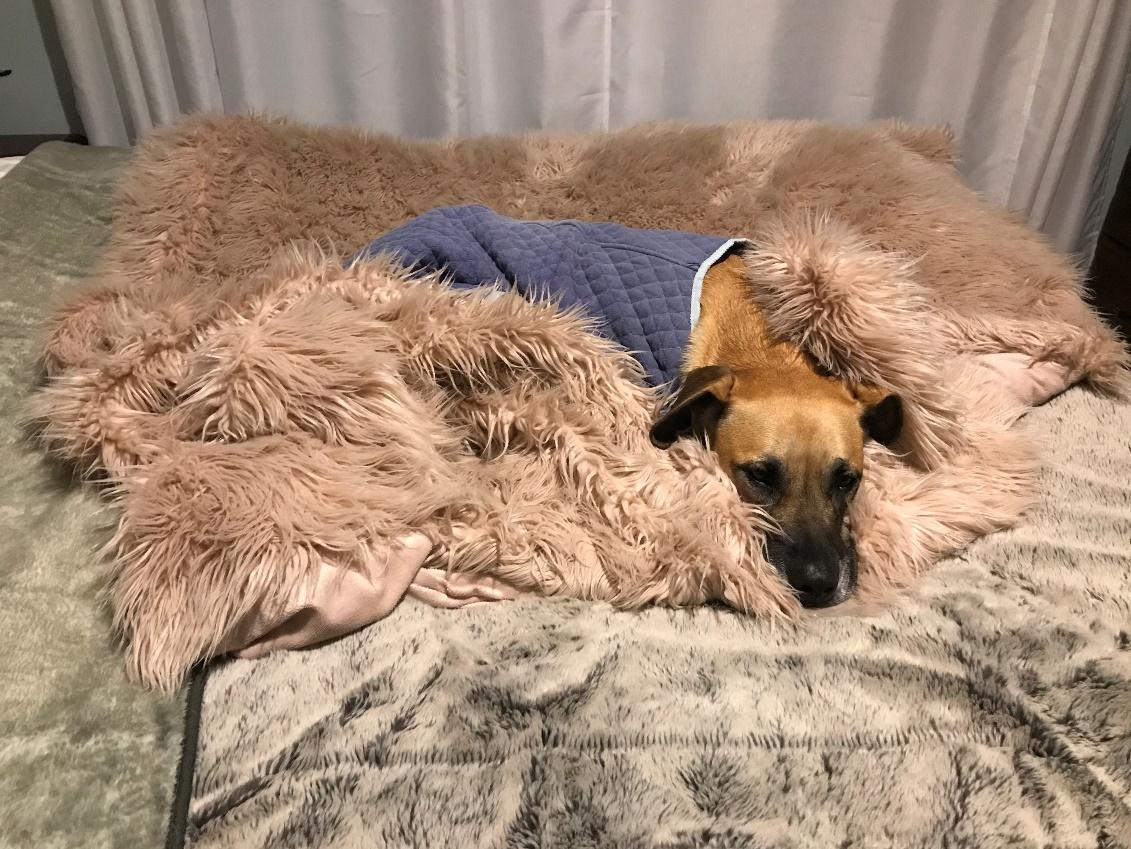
[49,0,1131,255]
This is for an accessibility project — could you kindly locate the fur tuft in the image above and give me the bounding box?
[745,212,967,470]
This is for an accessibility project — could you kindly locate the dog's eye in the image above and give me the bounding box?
[831,462,860,493]
[739,460,781,492]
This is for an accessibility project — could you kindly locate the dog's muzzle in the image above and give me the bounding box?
[765,526,858,609]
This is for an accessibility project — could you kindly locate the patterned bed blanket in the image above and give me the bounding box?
[188,386,1131,847]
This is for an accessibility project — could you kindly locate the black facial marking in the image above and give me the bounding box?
[650,365,735,448]
[765,522,858,609]
[736,457,784,504]
[828,459,861,499]
[861,393,903,446]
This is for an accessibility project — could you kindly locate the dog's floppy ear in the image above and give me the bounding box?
[853,384,903,446]
[651,365,736,448]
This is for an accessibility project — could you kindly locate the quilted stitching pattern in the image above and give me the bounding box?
[355,205,728,386]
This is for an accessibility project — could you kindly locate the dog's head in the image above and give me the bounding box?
[650,364,901,608]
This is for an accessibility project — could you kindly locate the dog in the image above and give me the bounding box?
[356,207,902,608]
[650,252,903,608]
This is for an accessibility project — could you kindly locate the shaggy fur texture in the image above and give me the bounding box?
[30,114,1127,692]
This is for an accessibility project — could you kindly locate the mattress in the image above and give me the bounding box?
[3,141,1129,849]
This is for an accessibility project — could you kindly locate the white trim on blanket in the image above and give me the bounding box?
[690,238,750,330]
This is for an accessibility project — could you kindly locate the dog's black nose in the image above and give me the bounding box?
[766,527,856,608]
[786,562,840,608]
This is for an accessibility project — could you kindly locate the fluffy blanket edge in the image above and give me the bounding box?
[27,114,1129,692]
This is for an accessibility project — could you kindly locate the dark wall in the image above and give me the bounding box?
[1089,150,1131,339]
[0,1,84,153]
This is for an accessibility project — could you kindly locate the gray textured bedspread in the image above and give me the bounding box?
[0,144,181,849]
[189,391,1131,847]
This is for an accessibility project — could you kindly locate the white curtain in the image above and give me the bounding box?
[50,0,1131,257]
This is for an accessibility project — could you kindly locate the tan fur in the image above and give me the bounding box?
[690,254,809,372]
[689,253,867,527]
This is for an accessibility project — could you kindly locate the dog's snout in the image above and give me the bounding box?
[785,561,840,608]
[766,526,856,609]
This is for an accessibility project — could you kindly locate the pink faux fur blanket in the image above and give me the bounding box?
[31,115,1127,692]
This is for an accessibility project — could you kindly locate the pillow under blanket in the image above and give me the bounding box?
[30,114,1128,692]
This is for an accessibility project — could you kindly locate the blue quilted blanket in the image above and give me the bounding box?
[354,205,742,387]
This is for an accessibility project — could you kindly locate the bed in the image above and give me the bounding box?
[0,145,181,849]
[3,131,1130,849]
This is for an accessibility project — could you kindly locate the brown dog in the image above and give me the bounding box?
[650,251,902,608]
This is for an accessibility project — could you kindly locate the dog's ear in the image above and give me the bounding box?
[651,365,736,448]
[853,384,903,446]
